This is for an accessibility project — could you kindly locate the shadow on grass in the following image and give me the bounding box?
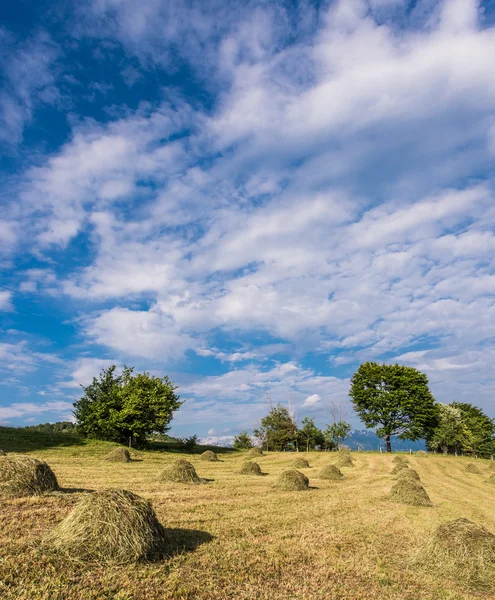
[152,528,214,561]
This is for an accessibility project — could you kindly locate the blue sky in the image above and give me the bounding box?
[1,0,495,444]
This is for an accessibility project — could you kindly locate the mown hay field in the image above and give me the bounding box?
[1,443,495,600]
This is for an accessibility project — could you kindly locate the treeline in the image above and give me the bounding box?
[22,422,78,433]
[233,405,351,452]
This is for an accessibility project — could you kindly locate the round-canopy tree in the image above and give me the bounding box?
[349,362,438,452]
[74,366,182,447]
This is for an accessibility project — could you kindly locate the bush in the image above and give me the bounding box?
[176,435,198,452]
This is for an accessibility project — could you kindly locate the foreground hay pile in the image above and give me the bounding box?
[239,461,262,475]
[44,488,167,564]
[103,448,131,462]
[466,463,482,475]
[275,469,309,491]
[158,459,204,484]
[291,457,310,468]
[201,450,218,462]
[0,454,59,498]
[420,518,495,587]
[247,447,263,458]
[390,478,431,507]
[396,468,421,482]
[319,464,344,480]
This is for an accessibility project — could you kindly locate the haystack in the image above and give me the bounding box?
[396,468,421,482]
[291,457,310,468]
[157,459,204,484]
[392,455,409,464]
[335,454,354,468]
[487,474,495,485]
[416,450,428,457]
[420,518,495,586]
[319,464,344,481]
[239,461,262,476]
[486,462,495,472]
[275,469,309,491]
[391,462,409,475]
[201,450,219,462]
[44,488,167,564]
[466,463,482,475]
[247,447,263,458]
[389,478,431,507]
[103,447,131,462]
[0,454,59,498]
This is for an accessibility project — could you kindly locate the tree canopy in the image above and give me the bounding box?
[233,430,254,450]
[73,366,182,447]
[349,362,438,452]
[253,404,297,451]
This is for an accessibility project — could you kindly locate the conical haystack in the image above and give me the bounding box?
[275,469,309,491]
[486,462,495,472]
[487,474,495,485]
[393,455,409,464]
[396,468,421,482]
[247,447,263,458]
[201,450,219,462]
[419,518,495,587]
[0,454,59,498]
[291,457,310,468]
[466,463,482,475]
[44,488,167,564]
[389,478,431,507]
[239,461,262,475]
[416,450,428,457]
[391,462,409,475]
[103,447,131,462]
[335,454,354,468]
[319,464,344,480]
[157,459,204,484]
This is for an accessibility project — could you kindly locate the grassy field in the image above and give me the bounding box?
[1,440,495,600]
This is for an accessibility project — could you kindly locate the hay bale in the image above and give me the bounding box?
[391,462,409,475]
[319,464,344,480]
[103,447,131,462]
[466,463,482,475]
[396,468,421,482]
[247,447,263,458]
[392,455,409,464]
[389,478,431,507]
[416,450,428,457]
[291,457,310,468]
[0,454,59,498]
[420,518,495,586]
[44,488,166,564]
[201,450,218,462]
[239,461,262,475]
[157,459,204,484]
[275,469,309,491]
[335,454,355,468]
[486,474,495,485]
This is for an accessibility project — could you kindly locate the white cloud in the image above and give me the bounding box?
[303,394,321,407]
[0,401,73,422]
[0,291,13,311]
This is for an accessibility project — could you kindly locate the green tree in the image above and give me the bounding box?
[299,417,323,451]
[325,420,352,450]
[74,366,182,447]
[426,403,471,455]
[233,430,254,450]
[349,362,439,452]
[253,404,298,451]
[451,402,495,458]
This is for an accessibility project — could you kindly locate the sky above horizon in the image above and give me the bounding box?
[1,0,495,444]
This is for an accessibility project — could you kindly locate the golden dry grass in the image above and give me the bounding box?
[2,445,495,599]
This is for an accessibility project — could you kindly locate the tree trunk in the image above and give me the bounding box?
[385,434,392,452]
